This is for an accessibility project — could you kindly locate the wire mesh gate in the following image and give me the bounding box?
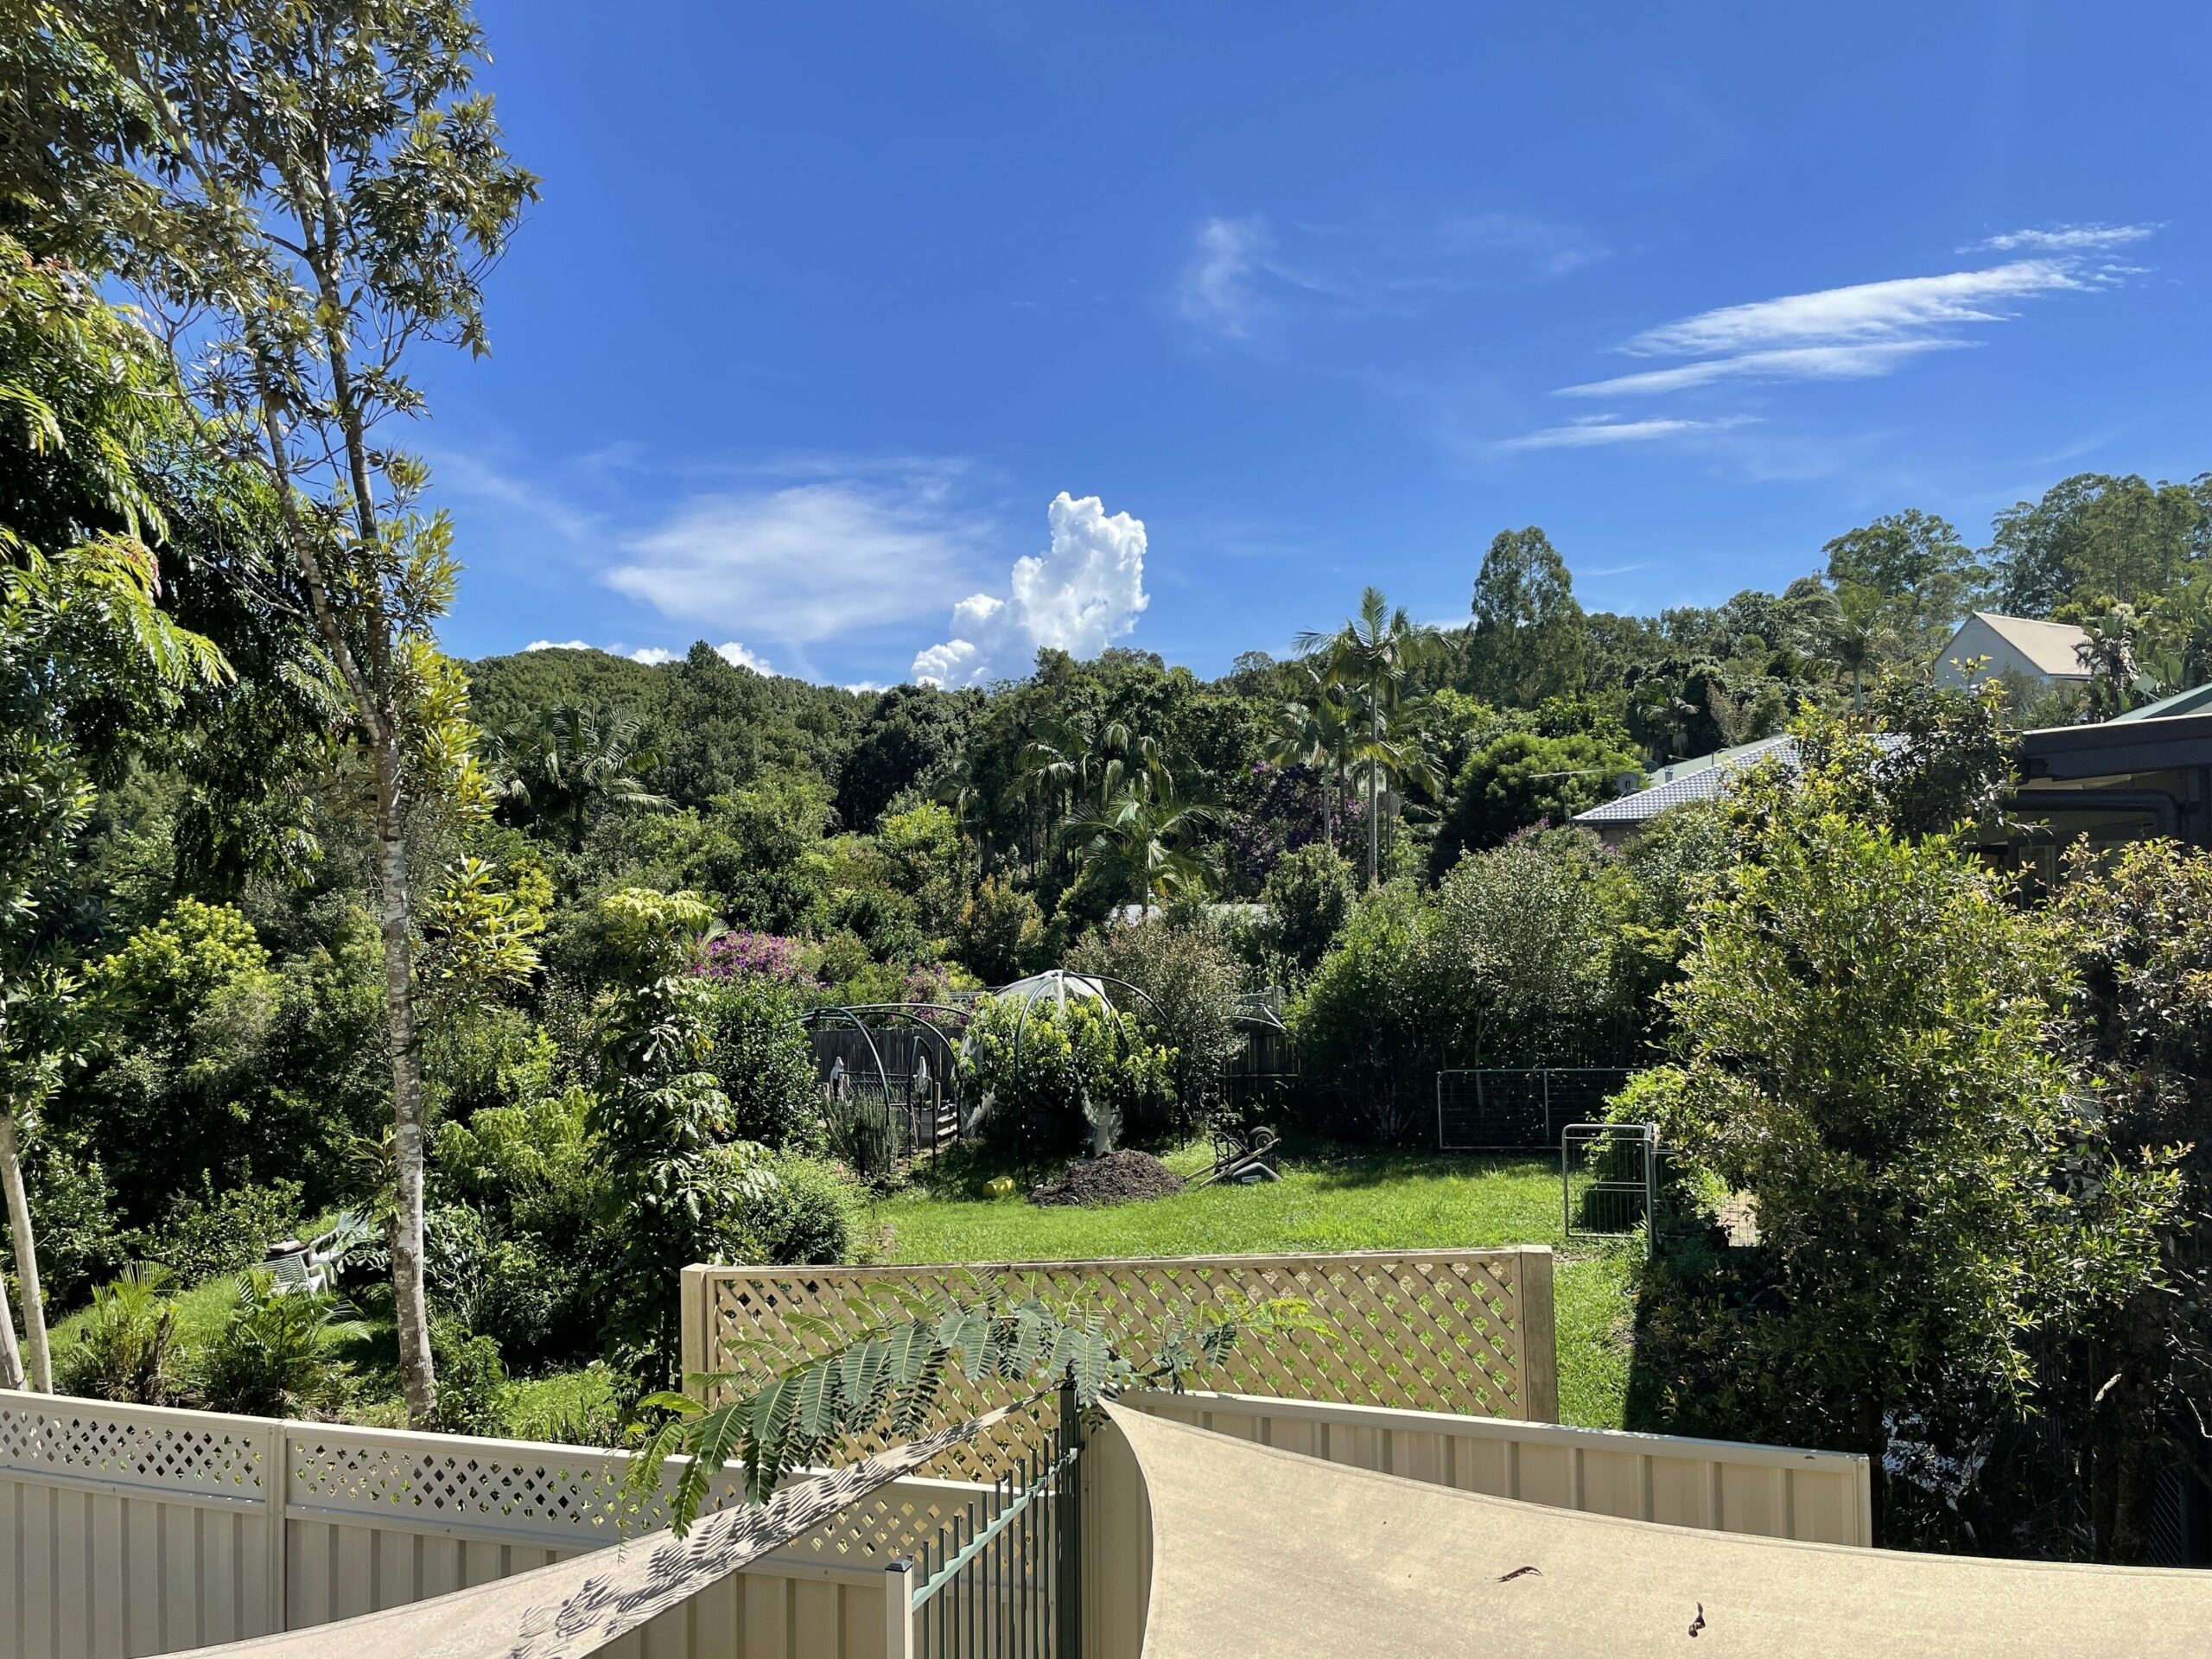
[886,1386,1084,1659]
[1437,1068,1630,1152]
[1563,1122,1657,1255]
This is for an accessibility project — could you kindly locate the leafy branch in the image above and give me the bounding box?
[625,1285,1322,1534]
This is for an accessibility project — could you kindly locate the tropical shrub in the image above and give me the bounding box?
[1431,729,1643,876]
[1428,827,1631,1066]
[954,876,1047,985]
[133,1176,305,1286]
[196,1272,367,1419]
[588,889,772,1374]
[430,1322,509,1437]
[1256,842,1356,979]
[55,1265,183,1405]
[1286,883,1445,1143]
[962,991,1177,1160]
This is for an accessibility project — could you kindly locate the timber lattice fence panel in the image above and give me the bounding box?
[682,1248,1559,1481]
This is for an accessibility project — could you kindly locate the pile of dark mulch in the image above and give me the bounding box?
[1028,1149,1185,1208]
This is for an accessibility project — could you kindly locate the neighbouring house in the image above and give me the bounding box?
[1934,611,2091,691]
[1572,734,1796,846]
[1997,690,2212,880]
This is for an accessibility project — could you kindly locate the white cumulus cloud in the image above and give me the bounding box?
[627,647,679,665]
[911,493,1148,688]
[525,639,594,652]
[715,641,772,674]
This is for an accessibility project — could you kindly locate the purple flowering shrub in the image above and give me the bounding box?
[699,931,817,985]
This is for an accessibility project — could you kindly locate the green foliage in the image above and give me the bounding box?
[197,1271,367,1420]
[1985,472,2211,618]
[1066,919,1243,1141]
[730,1154,855,1267]
[134,1176,303,1287]
[1432,728,1643,875]
[486,702,670,850]
[2050,838,2212,1560]
[961,991,1177,1160]
[587,888,771,1375]
[1287,883,1445,1143]
[430,1321,510,1437]
[55,1263,182,1405]
[1619,779,2171,1539]
[435,1086,604,1243]
[1431,828,1630,1065]
[630,1286,1309,1530]
[1468,525,1586,705]
[700,978,822,1153]
[1821,509,1976,657]
[1255,842,1356,979]
[954,875,1049,984]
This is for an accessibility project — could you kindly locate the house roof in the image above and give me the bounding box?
[1572,735,1796,825]
[2107,681,2212,723]
[1955,611,2091,679]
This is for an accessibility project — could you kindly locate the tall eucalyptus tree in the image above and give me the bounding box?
[78,0,537,1425]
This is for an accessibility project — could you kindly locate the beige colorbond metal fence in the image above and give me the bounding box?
[682,1247,1559,1480]
[0,1390,987,1659]
[1118,1389,1872,1547]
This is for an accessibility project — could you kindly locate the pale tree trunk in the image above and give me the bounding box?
[372,742,437,1428]
[0,1112,50,1391]
[256,391,438,1429]
[0,1241,23,1390]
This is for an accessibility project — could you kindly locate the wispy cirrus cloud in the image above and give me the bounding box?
[1178,208,1606,343]
[1621,259,2089,358]
[1497,415,1753,451]
[1560,340,1971,397]
[1971,221,2159,253]
[1550,236,2152,404]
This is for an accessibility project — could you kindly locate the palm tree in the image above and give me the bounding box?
[1296,587,1443,887]
[2076,604,2142,721]
[486,702,671,851]
[1818,585,1896,710]
[1058,773,1219,913]
[1266,664,1354,849]
[1013,718,1168,879]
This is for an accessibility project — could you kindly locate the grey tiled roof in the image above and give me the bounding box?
[1573,736,1798,825]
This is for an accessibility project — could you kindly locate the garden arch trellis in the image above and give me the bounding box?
[800,1001,975,1169]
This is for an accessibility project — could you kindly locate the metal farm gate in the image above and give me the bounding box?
[1437,1067,1630,1152]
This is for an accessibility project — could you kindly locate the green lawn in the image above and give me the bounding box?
[865,1144,1637,1429]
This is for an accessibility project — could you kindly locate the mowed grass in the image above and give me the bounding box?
[865,1145,1637,1429]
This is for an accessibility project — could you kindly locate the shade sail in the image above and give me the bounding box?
[1106,1402,2212,1659]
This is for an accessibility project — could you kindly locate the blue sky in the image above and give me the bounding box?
[422,3,2212,687]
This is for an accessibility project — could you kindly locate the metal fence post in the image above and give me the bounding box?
[1057,1380,1085,1658]
[884,1557,916,1659]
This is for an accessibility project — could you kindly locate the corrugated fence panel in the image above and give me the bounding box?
[1122,1389,1872,1548]
[0,1392,947,1659]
